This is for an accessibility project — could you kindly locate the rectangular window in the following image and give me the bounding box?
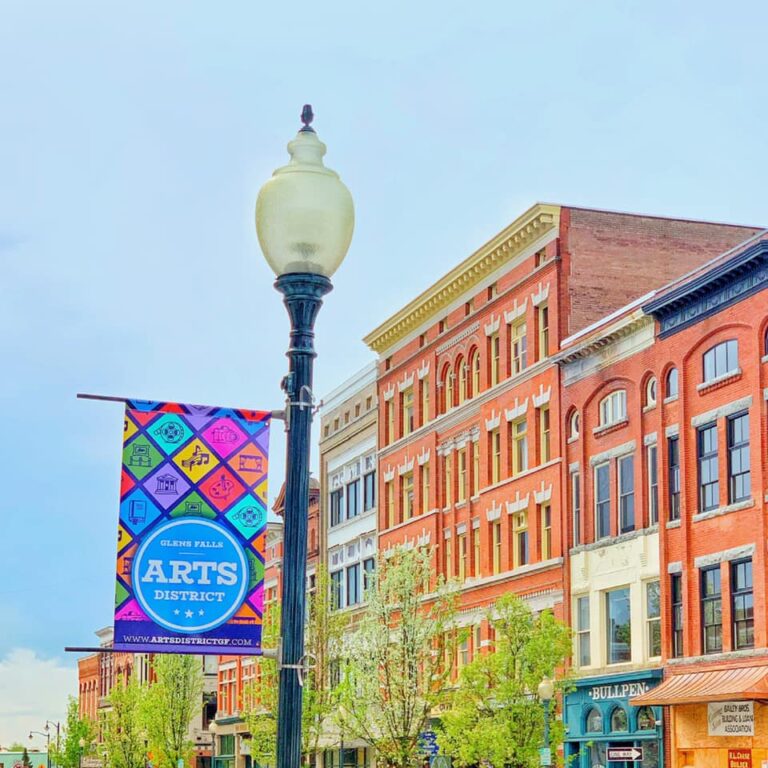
[473,525,481,577]
[331,569,343,609]
[489,333,500,386]
[648,444,658,525]
[386,480,395,528]
[511,418,528,475]
[492,521,501,575]
[511,321,527,375]
[445,536,453,579]
[540,503,552,560]
[571,472,582,546]
[330,488,344,527]
[421,463,430,511]
[402,472,414,520]
[732,559,754,650]
[618,454,635,533]
[457,448,468,503]
[402,388,414,436]
[488,282,497,300]
[539,406,551,463]
[363,557,375,594]
[701,566,722,654]
[595,462,611,539]
[458,534,467,582]
[346,563,361,607]
[606,587,631,664]
[421,378,430,425]
[698,423,719,512]
[346,480,359,519]
[491,429,501,484]
[513,512,528,567]
[576,596,590,667]
[646,581,661,657]
[472,443,480,496]
[363,470,376,511]
[668,436,680,521]
[386,400,395,444]
[444,455,453,507]
[727,412,750,503]
[538,304,549,361]
[671,573,683,658]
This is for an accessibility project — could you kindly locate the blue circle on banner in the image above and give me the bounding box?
[132,518,249,634]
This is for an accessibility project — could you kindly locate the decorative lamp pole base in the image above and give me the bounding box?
[274,272,332,768]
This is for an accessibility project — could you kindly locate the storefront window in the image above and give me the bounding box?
[586,707,603,733]
[610,707,628,731]
[635,706,656,731]
[606,588,631,664]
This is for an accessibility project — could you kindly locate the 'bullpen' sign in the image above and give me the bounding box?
[114,400,270,654]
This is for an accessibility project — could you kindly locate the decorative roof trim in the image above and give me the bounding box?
[505,397,529,422]
[531,281,550,307]
[484,314,501,336]
[364,204,561,353]
[417,361,430,380]
[397,372,415,393]
[532,385,551,408]
[503,299,527,325]
[436,322,480,355]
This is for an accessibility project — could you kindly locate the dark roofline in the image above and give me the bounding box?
[559,203,764,231]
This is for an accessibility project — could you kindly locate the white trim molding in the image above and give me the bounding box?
[532,385,551,408]
[417,448,431,466]
[534,482,553,505]
[397,372,415,393]
[505,397,529,422]
[485,411,501,431]
[486,501,503,522]
[484,314,501,336]
[504,299,527,324]
[531,281,550,307]
[383,384,395,402]
[506,491,530,515]
[417,361,430,380]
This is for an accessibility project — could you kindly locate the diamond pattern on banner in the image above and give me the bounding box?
[120,489,163,535]
[227,444,267,488]
[201,417,248,459]
[173,438,220,483]
[123,435,163,480]
[168,491,217,520]
[225,496,267,540]
[198,466,245,512]
[114,400,271,655]
[149,413,194,455]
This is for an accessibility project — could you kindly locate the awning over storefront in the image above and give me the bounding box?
[631,667,768,706]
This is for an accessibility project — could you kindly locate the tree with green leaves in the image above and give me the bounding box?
[243,567,347,767]
[142,655,203,768]
[101,676,148,768]
[437,593,572,768]
[336,547,459,768]
[49,697,97,768]
[8,744,25,753]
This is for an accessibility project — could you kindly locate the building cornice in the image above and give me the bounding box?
[555,311,652,364]
[363,204,561,354]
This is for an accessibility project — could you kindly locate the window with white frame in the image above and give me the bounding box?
[595,462,611,539]
[647,444,659,525]
[618,454,635,533]
[703,339,738,383]
[599,390,627,427]
[646,580,661,657]
[576,595,590,666]
[330,488,344,527]
[569,409,580,440]
[645,376,657,407]
[665,367,679,399]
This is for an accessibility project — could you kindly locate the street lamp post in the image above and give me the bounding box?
[255,105,354,768]
[78,738,86,768]
[537,677,555,768]
[208,721,218,768]
[45,722,61,768]
[29,730,51,768]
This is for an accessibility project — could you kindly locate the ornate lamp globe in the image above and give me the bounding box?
[255,105,354,278]
[538,677,555,701]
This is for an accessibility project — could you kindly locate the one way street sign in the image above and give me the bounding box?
[607,747,643,762]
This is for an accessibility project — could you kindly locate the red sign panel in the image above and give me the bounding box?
[729,750,751,768]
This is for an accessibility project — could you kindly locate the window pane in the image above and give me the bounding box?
[610,707,628,732]
[606,588,631,663]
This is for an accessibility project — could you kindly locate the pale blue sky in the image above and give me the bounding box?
[1,0,767,739]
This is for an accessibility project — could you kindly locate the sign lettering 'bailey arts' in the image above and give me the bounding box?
[114,400,271,654]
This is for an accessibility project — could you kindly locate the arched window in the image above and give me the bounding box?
[610,707,628,732]
[764,326,768,356]
[645,376,657,407]
[470,348,481,396]
[703,339,738,383]
[568,409,580,440]
[665,367,679,399]
[599,390,627,427]
[443,367,454,413]
[636,706,656,731]
[457,356,467,405]
[586,707,603,733]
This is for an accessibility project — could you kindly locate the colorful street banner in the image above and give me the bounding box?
[114,399,270,654]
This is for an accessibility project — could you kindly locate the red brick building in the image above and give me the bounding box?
[363,203,759,669]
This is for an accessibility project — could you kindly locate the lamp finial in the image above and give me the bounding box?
[300,104,315,133]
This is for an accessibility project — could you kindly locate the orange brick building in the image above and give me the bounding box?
[553,230,768,768]
[363,203,758,669]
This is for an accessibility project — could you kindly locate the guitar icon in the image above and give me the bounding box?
[210,472,235,500]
